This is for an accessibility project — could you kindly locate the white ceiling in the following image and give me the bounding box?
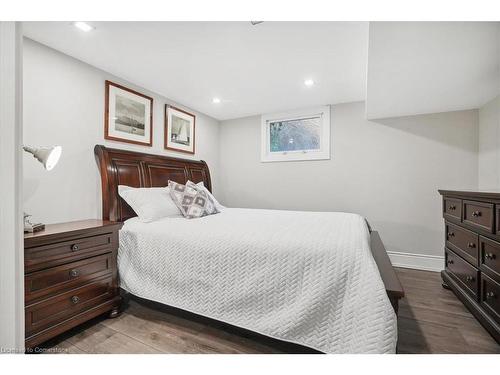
[366,22,500,119]
[23,21,369,121]
[23,21,500,121]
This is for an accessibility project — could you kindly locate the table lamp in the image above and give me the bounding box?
[23,145,62,232]
[23,145,62,171]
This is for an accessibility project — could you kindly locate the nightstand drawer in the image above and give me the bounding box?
[25,275,114,336]
[463,200,494,233]
[445,222,478,266]
[25,233,114,272]
[25,253,113,303]
[445,248,479,300]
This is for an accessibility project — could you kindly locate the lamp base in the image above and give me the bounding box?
[24,222,45,233]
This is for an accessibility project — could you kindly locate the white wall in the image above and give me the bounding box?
[22,37,486,271]
[23,38,220,224]
[219,102,479,264]
[478,95,500,189]
[366,22,500,120]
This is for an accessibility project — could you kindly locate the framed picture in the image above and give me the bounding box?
[164,105,196,154]
[104,80,153,146]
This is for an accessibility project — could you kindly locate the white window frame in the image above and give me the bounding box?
[261,105,330,162]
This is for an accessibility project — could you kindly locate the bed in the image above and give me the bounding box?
[94,145,404,354]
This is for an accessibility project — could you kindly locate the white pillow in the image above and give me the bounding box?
[118,185,182,222]
[191,181,225,211]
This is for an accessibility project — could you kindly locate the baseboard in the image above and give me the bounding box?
[387,251,444,272]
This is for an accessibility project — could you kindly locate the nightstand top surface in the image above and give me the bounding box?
[24,219,122,247]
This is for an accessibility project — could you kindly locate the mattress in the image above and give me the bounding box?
[118,208,397,353]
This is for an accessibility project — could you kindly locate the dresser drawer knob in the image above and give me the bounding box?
[70,269,80,278]
[465,276,474,282]
[449,205,456,210]
[447,259,454,265]
[485,253,496,260]
[472,211,481,217]
[71,295,80,304]
[468,243,476,248]
[71,244,80,251]
[486,292,496,300]
[448,232,455,237]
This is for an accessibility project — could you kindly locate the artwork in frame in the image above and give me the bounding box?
[165,105,196,154]
[104,80,153,146]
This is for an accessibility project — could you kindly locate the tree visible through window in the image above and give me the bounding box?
[269,116,321,153]
[261,106,330,162]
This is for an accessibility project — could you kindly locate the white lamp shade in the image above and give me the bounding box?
[23,145,62,171]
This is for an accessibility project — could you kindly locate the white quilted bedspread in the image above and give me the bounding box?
[118,208,397,353]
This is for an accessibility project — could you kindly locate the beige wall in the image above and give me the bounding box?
[478,95,500,189]
[23,38,220,224]
[219,102,479,260]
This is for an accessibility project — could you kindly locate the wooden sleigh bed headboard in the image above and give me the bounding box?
[94,145,212,222]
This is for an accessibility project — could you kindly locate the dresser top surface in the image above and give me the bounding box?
[439,189,500,199]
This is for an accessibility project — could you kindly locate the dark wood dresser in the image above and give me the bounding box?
[439,190,500,343]
[24,220,123,349]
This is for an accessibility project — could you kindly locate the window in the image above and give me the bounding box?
[261,106,330,162]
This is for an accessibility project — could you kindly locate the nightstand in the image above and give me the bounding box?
[24,219,123,349]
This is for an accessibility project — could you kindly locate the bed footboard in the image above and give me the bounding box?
[370,231,405,315]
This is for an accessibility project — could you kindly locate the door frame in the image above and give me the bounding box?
[0,21,24,353]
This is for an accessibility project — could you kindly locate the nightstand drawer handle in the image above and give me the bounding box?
[70,269,80,278]
[71,295,80,304]
[485,253,496,260]
[486,292,496,300]
[465,275,474,282]
[472,211,481,217]
[447,259,454,265]
[468,243,476,248]
[71,244,79,251]
[448,232,455,237]
[449,205,456,210]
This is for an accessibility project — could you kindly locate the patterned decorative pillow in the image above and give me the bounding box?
[168,180,219,219]
[186,180,225,212]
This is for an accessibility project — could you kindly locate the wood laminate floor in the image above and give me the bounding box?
[42,268,500,354]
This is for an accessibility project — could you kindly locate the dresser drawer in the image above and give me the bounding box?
[481,273,500,324]
[445,222,478,266]
[479,236,500,281]
[25,233,114,272]
[25,275,114,336]
[496,206,500,235]
[443,197,462,221]
[463,200,494,233]
[25,254,113,303]
[445,248,479,299]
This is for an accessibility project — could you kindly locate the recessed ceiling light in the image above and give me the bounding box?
[212,97,221,104]
[73,22,94,32]
[304,79,315,87]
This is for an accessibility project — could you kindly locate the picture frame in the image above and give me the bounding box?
[104,80,153,146]
[164,105,196,154]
